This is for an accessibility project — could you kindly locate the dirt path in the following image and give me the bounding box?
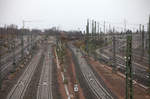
[54,48,67,99]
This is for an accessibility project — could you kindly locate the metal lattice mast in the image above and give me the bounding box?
[92,20,94,38]
[126,31,129,99]
[141,25,145,60]
[98,22,100,40]
[30,32,33,53]
[148,16,150,93]
[86,19,89,54]
[104,21,106,33]
[13,37,16,69]
[94,21,96,39]
[112,36,116,72]
[27,31,30,51]
[129,31,133,99]
[126,30,133,99]
[0,28,2,89]
[21,31,24,59]
[21,21,24,59]
[94,21,96,42]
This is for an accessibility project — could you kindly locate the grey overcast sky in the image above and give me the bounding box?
[0,0,150,31]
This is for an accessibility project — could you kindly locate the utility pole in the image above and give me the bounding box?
[126,30,133,99]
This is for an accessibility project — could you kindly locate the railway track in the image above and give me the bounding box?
[0,54,22,80]
[0,54,21,71]
[0,39,39,80]
[1,35,40,65]
[0,42,30,67]
[6,49,43,99]
[70,44,114,99]
[36,45,53,99]
[96,48,149,86]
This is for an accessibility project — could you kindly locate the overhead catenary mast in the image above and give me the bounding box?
[104,21,106,33]
[141,25,145,60]
[126,30,133,99]
[112,35,116,73]
[21,20,25,59]
[148,16,150,93]
[85,19,89,55]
